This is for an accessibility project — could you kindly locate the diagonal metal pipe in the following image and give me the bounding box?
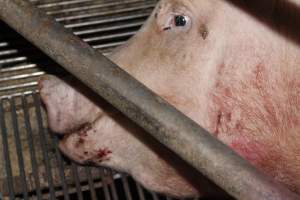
[0,0,299,200]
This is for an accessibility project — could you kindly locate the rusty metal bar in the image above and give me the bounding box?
[0,1,299,200]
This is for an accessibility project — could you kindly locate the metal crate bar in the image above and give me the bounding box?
[63,13,150,28]
[54,5,154,22]
[44,0,151,15]
[70,162,84,200]
[74,21,144,35]
[0,99,15,199]
[33,93,56,200]
[10,97,29,200]
[35,0,103,9]
[21,95,43,199]
[0,1,298,200]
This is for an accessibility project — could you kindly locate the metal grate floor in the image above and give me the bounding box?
[0,94,172,200]
[0,0,204,199]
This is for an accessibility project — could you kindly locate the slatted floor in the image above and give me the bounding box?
[0,92,171,200]
[0,0,204,199]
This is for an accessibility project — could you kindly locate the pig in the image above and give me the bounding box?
[39,0,300,198]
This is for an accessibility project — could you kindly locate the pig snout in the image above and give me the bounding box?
[39,74,205,197]
[38,75,103,134]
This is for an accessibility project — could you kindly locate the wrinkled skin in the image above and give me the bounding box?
[39,0,300,198]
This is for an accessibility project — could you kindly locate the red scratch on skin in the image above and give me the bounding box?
[230,138,281,171]
[231,139,261,162]
[96,148,112,162]
[252,64,279,128]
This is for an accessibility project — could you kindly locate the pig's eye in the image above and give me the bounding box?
[174,15,187,27]
[163,14,191,31]
[160,12,191,32]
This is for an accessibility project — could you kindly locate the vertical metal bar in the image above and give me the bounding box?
[70,163,84,200]
[135,183,146,200]
[22,95,42,200]
[99,169,111,200]
[52,135,70,200]
[38,99,70,200]
[110,181,120,200]
[0,99,15,199]
[150,191,159,200]
[10,97,29,200]
[85,167,98,200]
[121,175,133,200]
[107,170,119,200]
[32,93,56,200]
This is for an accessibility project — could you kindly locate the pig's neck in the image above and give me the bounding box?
[200,2,300,192]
